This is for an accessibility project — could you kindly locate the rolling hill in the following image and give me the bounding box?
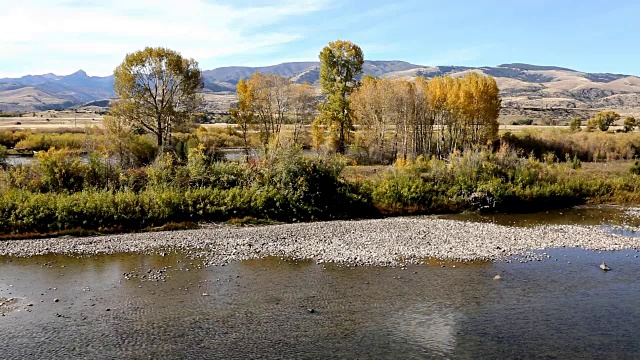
[2,62,640,120]
[0,71,114,112]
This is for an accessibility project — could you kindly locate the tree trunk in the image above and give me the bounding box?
[157,115,164,147]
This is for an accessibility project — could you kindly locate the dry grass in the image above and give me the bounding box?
[502,128,640,162]
[580,160,635,178]
[0,112,104,130]
[342,165,389,182]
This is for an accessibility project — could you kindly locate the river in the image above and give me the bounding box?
[1,208,639,359]
[4,149,319,166]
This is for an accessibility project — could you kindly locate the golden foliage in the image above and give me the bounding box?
[350,73,501,163]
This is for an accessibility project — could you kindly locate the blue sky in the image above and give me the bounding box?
[1,0,638,77]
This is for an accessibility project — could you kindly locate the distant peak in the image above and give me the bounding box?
[68,70,88,77]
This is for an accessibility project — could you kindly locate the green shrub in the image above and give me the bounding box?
[569,117,582,132]
[145,152,181,188]
[0,131,30,149]
[368,149,595,214]
[4,141,640,237]
[83,153,121,190]
[587,110,620,132]
[624,116,637,133]
[0,145,7,167]
[34,148,86,192]
[511,118,534,126]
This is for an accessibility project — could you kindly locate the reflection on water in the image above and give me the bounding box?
[6,155,34,166]
[1,249,639,358]
[606,226,640,238]
[6,149,320,165]
[391,306,459,357]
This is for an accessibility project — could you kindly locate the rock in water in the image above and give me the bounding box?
[599,262,611,271]
[494,275,502,281]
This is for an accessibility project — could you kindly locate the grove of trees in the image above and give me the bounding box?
[107,42,502,164]
[229,40,502,163]
[351,73,501,162]
[230,73,318,155]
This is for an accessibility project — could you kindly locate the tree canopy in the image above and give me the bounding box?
[587,110,620,132]
[315,40,364,154]
[112,47,203,148]
[624,116,637,133]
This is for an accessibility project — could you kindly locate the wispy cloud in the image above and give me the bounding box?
[0,0,332,76]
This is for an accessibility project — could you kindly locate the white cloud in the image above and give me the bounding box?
[0,0,331,76]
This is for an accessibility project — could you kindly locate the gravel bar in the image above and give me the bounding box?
[1,218,639,266]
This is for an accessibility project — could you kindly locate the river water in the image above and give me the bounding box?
[1,208,640,359]
[5,149,319,166]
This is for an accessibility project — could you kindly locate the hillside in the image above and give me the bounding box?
[0,71,114,112]
[2,62,640,120]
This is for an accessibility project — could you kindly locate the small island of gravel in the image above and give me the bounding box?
[1,217,638,267]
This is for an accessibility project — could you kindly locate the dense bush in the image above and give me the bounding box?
[624,117,637,133]
[0,131,30,149]
[587,111,620,132]
[569,117,582,132]
[0,145,7,167]
[511,118,534,126]
[2,136,640,237]
[367,148,639,214]
[0,146,375,235]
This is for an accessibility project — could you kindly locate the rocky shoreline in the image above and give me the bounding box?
[0,297,17,315]
[0,218,638,266]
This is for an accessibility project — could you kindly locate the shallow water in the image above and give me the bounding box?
[440,205,640,237]
[1,247,640,359]
[5,149,319,166]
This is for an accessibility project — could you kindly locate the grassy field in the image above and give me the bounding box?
[0,110,104,130]
[3,110,637,133]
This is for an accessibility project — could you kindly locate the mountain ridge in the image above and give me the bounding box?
[1,61,640,114]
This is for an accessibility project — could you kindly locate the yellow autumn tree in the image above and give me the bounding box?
[350,73,501,162]
[229,78,254,155]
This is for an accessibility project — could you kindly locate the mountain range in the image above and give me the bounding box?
[2,62,640,116]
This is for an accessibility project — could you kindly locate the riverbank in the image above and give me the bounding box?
[1,217,638,266]
[4,147,640,238]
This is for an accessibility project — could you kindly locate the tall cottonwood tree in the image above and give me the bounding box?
[316,40,364,154]
[112,47,203,148]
